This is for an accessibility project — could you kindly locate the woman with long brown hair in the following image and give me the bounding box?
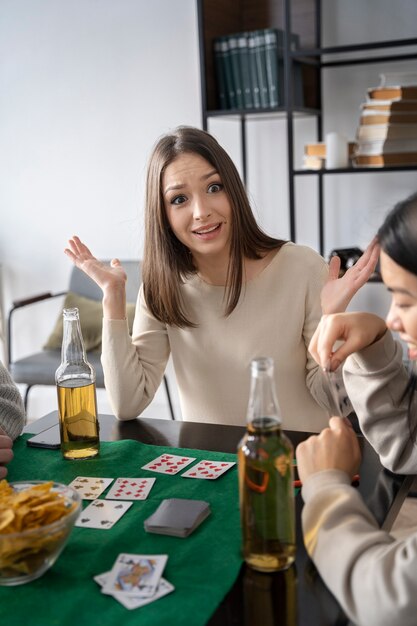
[65,126,377,430]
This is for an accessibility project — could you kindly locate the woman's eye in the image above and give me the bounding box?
[171,195,187,206]
[208,182,223,193]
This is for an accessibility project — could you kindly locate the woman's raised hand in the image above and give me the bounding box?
[309,311,387,371]
[64,236,127,319]
[321,238,380,315]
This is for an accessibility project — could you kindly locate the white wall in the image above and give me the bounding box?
[1,0,416,419]
[0,0,201,419]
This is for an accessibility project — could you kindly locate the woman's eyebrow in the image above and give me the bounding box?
[164,169,219,195]
[387,286,417,297]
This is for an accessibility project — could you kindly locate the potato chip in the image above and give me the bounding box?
[0,480,79,581]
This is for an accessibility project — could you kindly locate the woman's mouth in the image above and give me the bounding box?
[192,223,222,239]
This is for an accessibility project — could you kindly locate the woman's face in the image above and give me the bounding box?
[162,152,232,266]
[381,250,417,360]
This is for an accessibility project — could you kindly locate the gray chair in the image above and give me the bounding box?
[7,261,176,420]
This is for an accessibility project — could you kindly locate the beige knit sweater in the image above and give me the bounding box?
[102,243,336,432]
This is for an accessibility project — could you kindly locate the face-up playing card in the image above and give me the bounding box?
[94,571,174,609]
[102,553,168,598]
[105,478,156,501]
[68,477,114,500]
[141,453,196,475]
[181,460,236,480]
[75,499,132,529]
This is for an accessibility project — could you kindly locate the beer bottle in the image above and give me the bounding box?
[55,307,100,460]
[238,357,295,572]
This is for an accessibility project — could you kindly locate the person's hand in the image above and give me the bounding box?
[321,238,380,314]
[0,427,13,479]
[64,236,127,294]
[309,311,387,371]
[64,236,128,319]
[296,416,361,484]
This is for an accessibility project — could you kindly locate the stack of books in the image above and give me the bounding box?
[303,142,356,170]
[353,72,417,167]
[213,28,304,111]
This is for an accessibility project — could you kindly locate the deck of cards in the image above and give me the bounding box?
[94,553,173,610]
[144,498,211,537]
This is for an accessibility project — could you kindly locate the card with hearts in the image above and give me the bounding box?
[75,499,132,529]
[180,460,236,480]
[68,477,114,500]
[141,453,196,475]
[105,478,156,501]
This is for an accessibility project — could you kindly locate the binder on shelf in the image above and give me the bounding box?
[213,38,228,110]
[253,29,269,108]
[237,32,253,109]
[263,28,280,107]
[228,33,244,109]
[247,31,261,109]
[218,36,236,109]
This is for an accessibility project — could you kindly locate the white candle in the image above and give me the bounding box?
[326,132,349,169]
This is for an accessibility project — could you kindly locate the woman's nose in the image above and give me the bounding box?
[193,199,212,220]
[386,301,403,331]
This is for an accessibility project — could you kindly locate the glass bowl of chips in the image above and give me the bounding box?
[0,480,81,586]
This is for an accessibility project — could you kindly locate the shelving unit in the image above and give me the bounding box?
[197,0,417,256]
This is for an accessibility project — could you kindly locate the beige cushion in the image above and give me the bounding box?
[43,292,136,352]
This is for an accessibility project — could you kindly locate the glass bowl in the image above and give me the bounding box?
[0,481,81,586]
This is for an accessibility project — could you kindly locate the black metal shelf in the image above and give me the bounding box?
[197,0,417,257]
[294,165,417,176]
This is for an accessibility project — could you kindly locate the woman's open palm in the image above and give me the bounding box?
[64,236,127,294]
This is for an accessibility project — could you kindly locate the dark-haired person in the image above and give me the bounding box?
[297,191,417,626]
[0,360,25,478]
[64,126,377,431]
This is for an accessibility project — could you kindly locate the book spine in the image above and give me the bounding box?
[213,38,228,110]
[237,32,253,109]
[253,30,269,108]
[219,36,236,109]
[263,28,279,107]
[228,33,244,109]
[247,31,261,109]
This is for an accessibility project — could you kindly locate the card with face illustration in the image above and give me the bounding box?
[105,478,156,501]
[75,499,132,529]
[102,553,168,598]
[94,570,174,609]
[141,453,196,475]
[68,477,114,500]
[180,460,236,480]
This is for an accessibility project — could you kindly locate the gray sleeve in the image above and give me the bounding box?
[342,330,417,474]
[0,362,25,439]
[302,470,417,626]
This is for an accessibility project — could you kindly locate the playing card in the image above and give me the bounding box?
[75,499,132,529]
[102,553,168,598]
[181,460,236,480]
[105,477,156,501]
[94,571,174,609]
[141,453,196,475]
[68,477,114,500]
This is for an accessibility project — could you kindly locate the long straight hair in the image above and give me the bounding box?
[142,126,286,327]
[378,192,417,439]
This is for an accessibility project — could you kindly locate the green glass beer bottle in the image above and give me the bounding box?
[55,307,100,460]
[238,357,295,572]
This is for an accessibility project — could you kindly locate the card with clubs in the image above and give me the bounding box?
[75,499,132,529]
[141,453,196,475]
[105,478,156,501]
[68,477,114,500]
[102,553,168,598]
[181,460,236,480]
[94,571,174,609]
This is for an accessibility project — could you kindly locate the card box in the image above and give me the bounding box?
[144,498,211,538]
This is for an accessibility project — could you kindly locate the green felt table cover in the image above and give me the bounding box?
[0,436,242,626]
